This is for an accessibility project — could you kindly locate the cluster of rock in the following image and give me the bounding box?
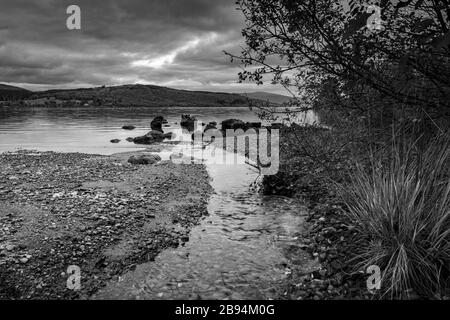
[111,116,175,145]
[112,114,281,145]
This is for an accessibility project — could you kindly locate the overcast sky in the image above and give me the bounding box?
[0,0,286,94]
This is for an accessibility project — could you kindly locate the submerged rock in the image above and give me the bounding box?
[128,154,162,165]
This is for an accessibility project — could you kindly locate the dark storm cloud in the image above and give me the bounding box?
[0,0,284,94]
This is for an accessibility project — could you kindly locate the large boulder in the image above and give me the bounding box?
[128,154,161,165]
[180,114,196,132]
[150,116,167,132]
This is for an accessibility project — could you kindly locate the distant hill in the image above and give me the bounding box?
[0,84,32,100]
[29,84,261,108]
[1,84,283,107]
[241,92,292,105]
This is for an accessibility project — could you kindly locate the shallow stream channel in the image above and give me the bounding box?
[94,138,319,299]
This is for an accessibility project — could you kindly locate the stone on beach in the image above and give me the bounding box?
[127,154,161,165]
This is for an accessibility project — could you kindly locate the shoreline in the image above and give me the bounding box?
[0,149,212,299]
[263,125,371,300]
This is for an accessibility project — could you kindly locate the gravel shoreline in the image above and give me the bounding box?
[0,149,212,299]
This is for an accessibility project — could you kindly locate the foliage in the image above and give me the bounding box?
[341,134,450,297]
[227,0,450,125]
[233,0,450,298]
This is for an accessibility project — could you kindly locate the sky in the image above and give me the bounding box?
[0,0,287,95]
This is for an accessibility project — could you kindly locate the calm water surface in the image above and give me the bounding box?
[0,106,267,154]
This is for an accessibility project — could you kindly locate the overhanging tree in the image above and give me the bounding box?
[226,0,450,127]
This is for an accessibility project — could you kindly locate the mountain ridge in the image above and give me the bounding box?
[1,83,284,107]
[0,84,32,100]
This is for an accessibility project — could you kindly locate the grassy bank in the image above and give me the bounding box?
[265,124,450,300]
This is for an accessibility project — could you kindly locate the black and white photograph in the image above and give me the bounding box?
[1,0,450,310]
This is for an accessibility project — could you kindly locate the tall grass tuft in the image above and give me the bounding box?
[342,134,450,298]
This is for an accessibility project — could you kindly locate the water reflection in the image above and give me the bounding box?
[0,106,262,154]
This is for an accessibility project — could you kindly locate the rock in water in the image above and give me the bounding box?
[204,123,217,131]
[151,116,167,132]
[110,139,121,143]
[221,119,246,130]
[133,130,165,145]
[126,137,134,142]
[163,132,175,139]
[247,122,262,128]
[128,154,162,165]
[221,119,261,132]
[180,114,196,132]
[122,125,136,130]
